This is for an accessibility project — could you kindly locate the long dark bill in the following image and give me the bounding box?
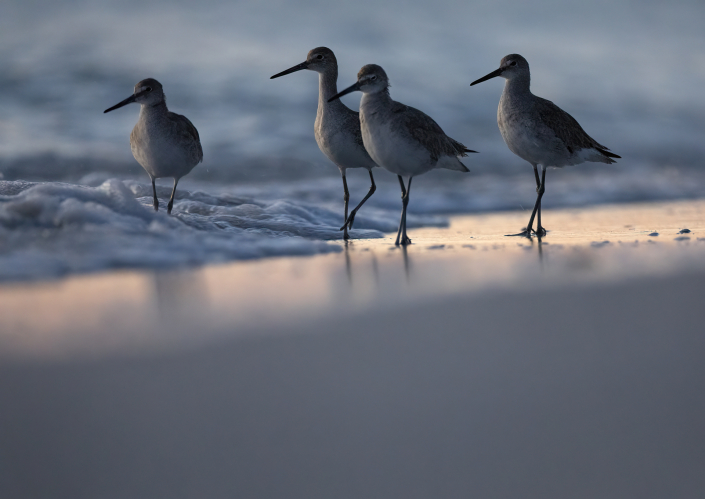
[328,82,360,103]
[270,61,308,79]
[103,94,137,113]
[470,67,504,86]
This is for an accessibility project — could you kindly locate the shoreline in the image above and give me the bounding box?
[1,198,704,359]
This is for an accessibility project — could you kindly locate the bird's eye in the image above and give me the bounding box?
[371,75,377,80]
[316,55,323,60]
[510,61,517,67]
[146,86,152,92]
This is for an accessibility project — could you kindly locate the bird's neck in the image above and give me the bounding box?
[139,101,169,121]
[504,75,532,98]
[317,68,341,111]
[360,88,392,114]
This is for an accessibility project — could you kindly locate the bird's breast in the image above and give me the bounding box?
[130,118,199,178]
[360,113,433,176]
[315,112,374,170]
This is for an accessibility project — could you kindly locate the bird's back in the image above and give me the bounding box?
[391,102,472,164]
[360,93,471,176]
[499,90,618,167]
[168,111,204,165]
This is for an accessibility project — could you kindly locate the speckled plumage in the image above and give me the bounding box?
[130,101,203,180]
[105,78,203,214]
[313,64,376,172]
[471,53,620,237]
[494,56,617,168]
[271,47,378,239]
[388,101,472,163]
[329,64,474,245]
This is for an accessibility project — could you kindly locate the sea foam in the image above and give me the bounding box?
[0,179,388,281]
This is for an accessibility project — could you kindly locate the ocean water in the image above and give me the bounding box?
[1,0,704,280]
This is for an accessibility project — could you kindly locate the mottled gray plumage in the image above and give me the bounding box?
[329,63,475,245]
[105,78,203,214]
[471,53,620,237]
[534,98,615,158]
[390,101,473,162]
[271,47,378,239]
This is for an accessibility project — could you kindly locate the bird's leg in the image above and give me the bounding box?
[533,165,547,237]
[151,177,159,211]
[506,165,541,238]
[526,167,547,237]
[167,178,179,215]
[394,175,407,246]
[399,177,413,246]
[342,173,350,240]
[533,163,541,190]
[340,170,376,231]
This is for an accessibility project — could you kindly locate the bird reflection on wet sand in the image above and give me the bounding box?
[152,269,209,324]
[343,241,382,288]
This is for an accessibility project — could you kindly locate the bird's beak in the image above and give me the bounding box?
[270,61,309,79]
[103,93,138,113]
[328,81,361,103]
[470,67,504,86]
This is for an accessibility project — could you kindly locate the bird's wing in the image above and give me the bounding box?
[169,112,204,163]
[345,109,365,148]
[391,102,473,161]
[534,97,611,154]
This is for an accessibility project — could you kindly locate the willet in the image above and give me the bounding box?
[329,64,475,245]
[271,47,378,240]
[104,78,203,214]
[471,54,620,237]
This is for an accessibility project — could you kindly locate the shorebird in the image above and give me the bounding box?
[270,47,378,240]
[329,64,475,245]
[471,54,620,237]
[104,78,203,214]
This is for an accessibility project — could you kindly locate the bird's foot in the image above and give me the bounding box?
[533,227,547,237]
[505,229,533,238]
[153,204,159,212]
[339,213,355,231]
[343,230,350,241]
[396,236,412,246]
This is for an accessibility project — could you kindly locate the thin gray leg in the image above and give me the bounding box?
[506,165,544,238]
[151,177,159,211]
[532,163,541,189]
[525,167,546,236]
[340,169,377,231]
[342,173,350,240]
[399,177,413,245]
[533,164,547,237]
[167,178,179,215]
[394,175,407,246]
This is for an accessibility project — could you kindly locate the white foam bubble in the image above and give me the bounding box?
[0,179,390,281]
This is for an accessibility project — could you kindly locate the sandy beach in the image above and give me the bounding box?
[1,200,704,498]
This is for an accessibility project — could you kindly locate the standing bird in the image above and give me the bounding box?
[329,64,474,245]
[270,47,378,240]
[104,78,203,214]
[471,54,620,237]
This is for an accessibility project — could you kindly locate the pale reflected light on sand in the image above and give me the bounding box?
[1,200,704,358]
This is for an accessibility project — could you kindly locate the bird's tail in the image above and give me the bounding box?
[596,147,621,160]
[437,156,470,172]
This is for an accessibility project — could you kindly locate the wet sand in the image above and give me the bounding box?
[1,200,705,498]
[1,199,704,358]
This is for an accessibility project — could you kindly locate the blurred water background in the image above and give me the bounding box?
[1,0,704,278]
